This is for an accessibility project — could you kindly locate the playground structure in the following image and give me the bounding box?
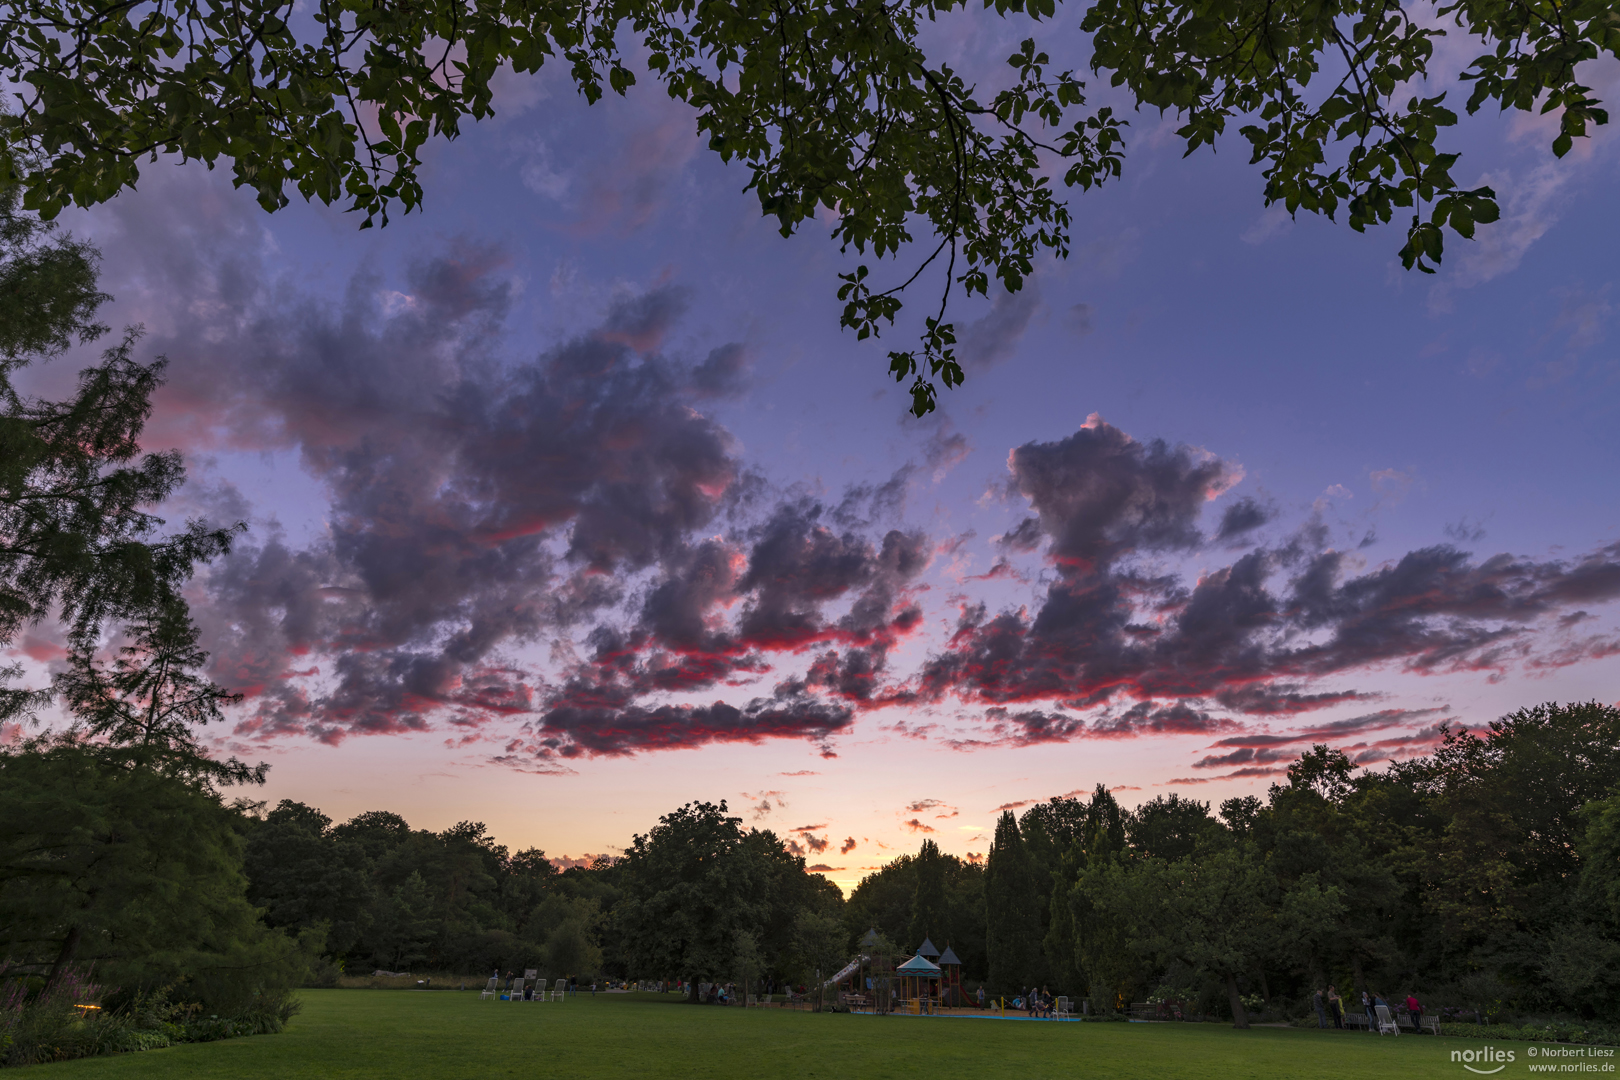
[895,952,941,1012]
[823,932,973,1015]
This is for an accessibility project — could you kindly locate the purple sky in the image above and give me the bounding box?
[13,17,1620,887]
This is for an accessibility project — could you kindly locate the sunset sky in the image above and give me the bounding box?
[13,14,1620,892]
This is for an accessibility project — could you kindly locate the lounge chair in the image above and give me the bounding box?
[1375,1004,1400,1036]
[480,977,499,1001]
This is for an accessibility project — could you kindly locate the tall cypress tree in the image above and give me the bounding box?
[1084,784,1127,856]
[984,811,1043,995]
[907,839,947,950]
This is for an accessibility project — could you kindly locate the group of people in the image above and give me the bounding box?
[1313,986,1426,1032]
[965,985,1059,1017]
[670,979,744,1004]
[1022,987,1058,1017]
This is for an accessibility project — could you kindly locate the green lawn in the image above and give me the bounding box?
[38,990,1539,1079]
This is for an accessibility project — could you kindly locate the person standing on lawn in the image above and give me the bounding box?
[1362,990,1375,1031]
[1328,986,1344,1028]
[1314,988,1328,1028]
[1406,993,1425,1032]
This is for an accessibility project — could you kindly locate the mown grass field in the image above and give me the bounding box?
[38,990,1549,1079]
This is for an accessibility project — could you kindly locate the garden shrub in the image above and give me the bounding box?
[0,974,301,1067]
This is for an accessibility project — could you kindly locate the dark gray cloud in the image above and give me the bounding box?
[102,187,1617,764]
[956,282,1041,372]
[1202,706,1449,750]
[1215,496,1276,542]
[689,343,751,398]
[961,700,1239,749]
[531,499,930,750]
[128,231,879,757]
[521,685,853,759]
[1006,416,1239,570]
[1210,685,1371,716]
[919,417,1620,748]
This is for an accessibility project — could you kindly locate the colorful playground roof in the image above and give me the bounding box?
[917,937,940,959]
[895,954,942,975]
[937,946,961,966]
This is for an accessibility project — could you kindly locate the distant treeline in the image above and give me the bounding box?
[235,701,1620,1025]
[971,701,1620,1026]
[6,701,1618,1035]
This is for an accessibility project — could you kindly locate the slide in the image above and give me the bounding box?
[823,955,867,987]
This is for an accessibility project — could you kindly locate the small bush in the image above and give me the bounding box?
[1438,1021,1620,1046]
[0,974,300,1067]
[0,969,110,1067]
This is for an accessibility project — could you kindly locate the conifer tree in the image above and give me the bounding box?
[0,168,238,724]
[54,596,260,786]
[907,838,948,951]
[0,161,280,1010]
[984,810,1043,995]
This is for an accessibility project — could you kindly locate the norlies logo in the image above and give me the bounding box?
[1453,1047,1517,1075]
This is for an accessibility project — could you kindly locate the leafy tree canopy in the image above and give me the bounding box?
[0,736,314,1006]
[1087,845,1344,1028]
[2,0,1611,413]
[612,800,825,998]
[1125,792,1220,862]
[244,800,374,956]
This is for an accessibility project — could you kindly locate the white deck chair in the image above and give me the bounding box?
[511,977,527,1001]
[480,977,499,1001]
[553,981,567,1002]
[531,979,547,1002]
[1375,1004,1400,1035]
